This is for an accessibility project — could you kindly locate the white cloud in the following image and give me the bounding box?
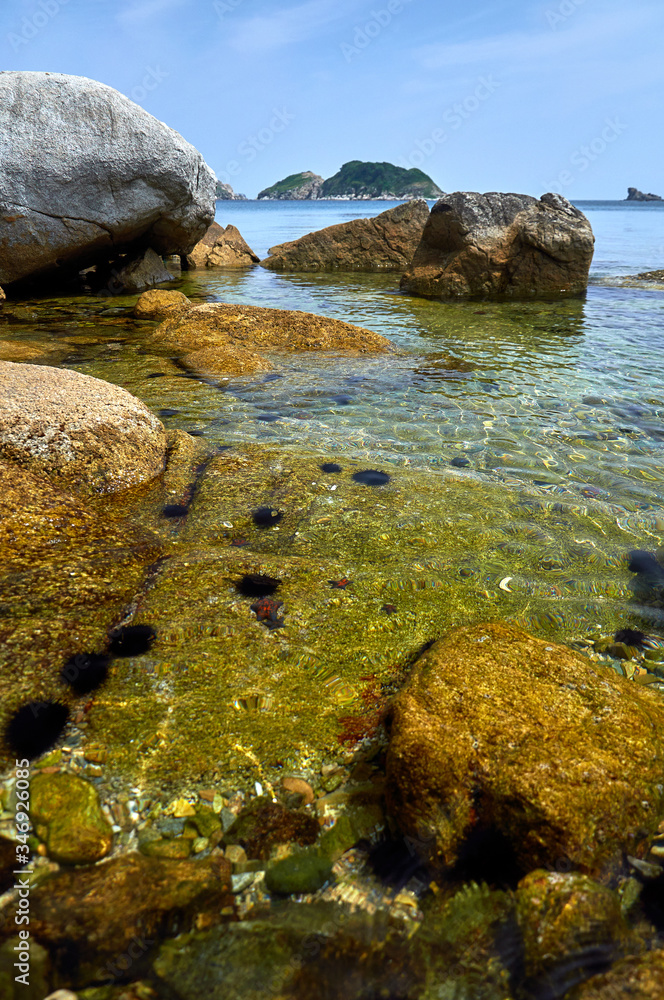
[412,3,663,73]
[225,0,357,53]
[118,0,187,28]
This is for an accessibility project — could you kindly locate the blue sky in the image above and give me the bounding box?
[2,0,663,199]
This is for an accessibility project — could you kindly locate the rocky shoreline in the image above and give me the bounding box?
[2,70,664,1000]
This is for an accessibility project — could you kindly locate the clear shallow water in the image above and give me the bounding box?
[4,201,664,641]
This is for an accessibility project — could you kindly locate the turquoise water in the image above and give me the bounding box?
[131,199,664,516]
[13,199,663,640]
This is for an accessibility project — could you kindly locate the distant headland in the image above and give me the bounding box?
[215,181,247,200]
[256,161,443,200]
[626,187,662,202]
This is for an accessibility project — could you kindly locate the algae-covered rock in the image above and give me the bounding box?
[415,883,519,1000]
[386,622,664,877]
[224,797,319,859]
[148,302,391,355]
[265,852,333,894]
[0,936,51,1000]
[180,344,274,379]
[0,853,233,988]
[0,457,162,767]
[0,362,167,493]
[153,900,420,1000]
[29,772,113,865]
[516,870,635,997]
[567,949,664,999]
[132,288,192,320]
[139,837,192,859]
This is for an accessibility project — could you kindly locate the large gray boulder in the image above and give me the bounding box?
[400,191,594,299]
[0,72,215,286]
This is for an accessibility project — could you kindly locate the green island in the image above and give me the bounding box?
[258,161,443,200]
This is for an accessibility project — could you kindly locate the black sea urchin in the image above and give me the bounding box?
[5,701,70,760]
[252,507,283,528]
[237,574,281,597]
[614,628,648,648]
[352,469,391,486]
[320,462,342,474]
[162,504,190,518]
[109,624,156,656]
[60,652,111,695]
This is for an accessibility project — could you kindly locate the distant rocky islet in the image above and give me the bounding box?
[256,160,444,200]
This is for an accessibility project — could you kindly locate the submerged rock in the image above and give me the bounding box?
[185,222,260,268]
[0,362,167,493]
[567,950,664,998]
[133,288,192,320]
[386,621,664,877]
[400,191,594,299]
[153,900,421,1000]
[0,71,215,287]
[260,200,429,272]
[0,853,233,988]
[29,772,113,865]
[516,871,634,997]
[149,302,391,357]
[181,343,274,378]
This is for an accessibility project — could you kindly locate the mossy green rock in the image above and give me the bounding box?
[387,622,664,877]
[0,852,233,989]
[516,870,635,996]
[265,852,333,895]
[153,901,421,999]
[29,772,112,865]
[0,937,50,1000]
[566,949,664,998]
[140,836,192,859]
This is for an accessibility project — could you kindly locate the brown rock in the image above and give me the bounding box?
[0,362,167,493]
[133,288,192,320]
[186,222,259,268]
[386,622,664,877]
[400,191,594,299]
[149,302,391,355]
[0,852,233,987]
[567,950,664,999]
[260,200,430,271]
[516,871,634,996]
[223,797,319,859]
[180,344,274,379]
[0,340,50,362]
[281,777,315,805]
